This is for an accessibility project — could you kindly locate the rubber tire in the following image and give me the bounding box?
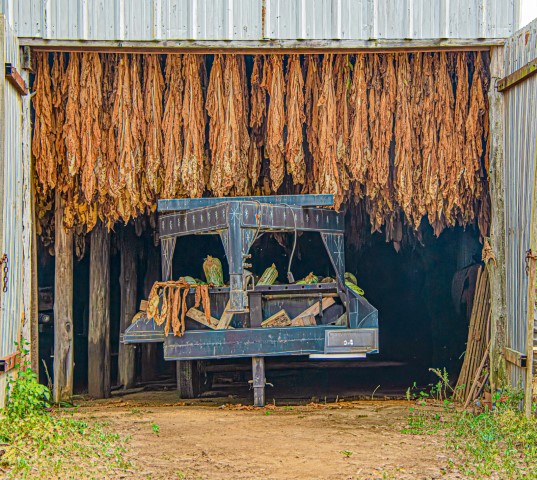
[176,360,201,399]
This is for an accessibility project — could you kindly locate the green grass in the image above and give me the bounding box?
[0,341,131,479]
[0,410,132,479]
[403,391,537,479]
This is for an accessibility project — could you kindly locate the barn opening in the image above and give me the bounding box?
[32,51,490,401]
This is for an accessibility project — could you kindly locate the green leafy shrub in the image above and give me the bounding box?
[5,341,50,420]
[0,340,131,478]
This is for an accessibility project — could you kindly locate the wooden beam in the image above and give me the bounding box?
[88,220,111,399]
[503,347,527,368]
[20,38,499,54]
[5,63,28,95]
[141,238,160,382]
[118,226,137,390]
[53,191,74,403]
[498,57,537,92]
[487,46,508,392]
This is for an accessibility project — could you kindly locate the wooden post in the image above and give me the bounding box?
[88,220,111,398]
[53,191,74,403]
[487,46,508,392]
[118,226,137,389]
[252,357,266,407]
[141,237,160,382]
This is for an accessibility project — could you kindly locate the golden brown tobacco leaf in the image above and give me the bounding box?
[435,52,455,230]
[285,54,306,185]
[143,54,165,196]
[333,55,352,197]
[63,52,82,178]
[316,54,341,209]
[181,55,206,198]
[33,53,55,192]
[79,52,103,202]
[393,53,413,226]
[208,55,250,196]
[162,54,184,198]
[264,55,286,191]
[349,54,370,188]
[248,55,266,189]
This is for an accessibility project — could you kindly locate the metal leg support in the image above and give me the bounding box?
[252,357,266,407]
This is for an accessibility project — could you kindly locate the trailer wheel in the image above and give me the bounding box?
[176,360,202,398]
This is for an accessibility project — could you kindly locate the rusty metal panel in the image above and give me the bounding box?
[503,17,537,388]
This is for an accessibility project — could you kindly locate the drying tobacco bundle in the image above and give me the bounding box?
[208,55,250,196]
[393,53,413,226]
[162,54,184,198]
[285,55,306,185]
[435,52,455,233]
[264,55,286,191]
[63,53,82,178]
[304,55,321,194]
[181,55,206,198]
[248,55,266,189]
[316,54,342,209]
[334,54,352,197]
[420,53,440,234]
[146,280,211,337]
[33,53,55,193]
[349,54,370,190]
[32,51,491,246]
[143,54,165,196]
[79,52,103,203]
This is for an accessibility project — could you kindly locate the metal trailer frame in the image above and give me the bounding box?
[124,194,378,405]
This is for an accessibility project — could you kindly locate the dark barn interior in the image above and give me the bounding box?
[37,214,481,400]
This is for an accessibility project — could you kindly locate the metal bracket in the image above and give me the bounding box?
[0,351,19,372]
[5,63,28,95]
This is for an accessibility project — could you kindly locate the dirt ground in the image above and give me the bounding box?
[77,391,452,480]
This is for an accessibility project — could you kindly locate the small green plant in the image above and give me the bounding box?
[264,410,272,416]
[152,423,160,435]
[0,340,131,478]
[402,382,537,478]
[5,340,50,420]
[340,450,353,458]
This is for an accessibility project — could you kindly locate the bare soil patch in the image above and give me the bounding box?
[77,392,452,480]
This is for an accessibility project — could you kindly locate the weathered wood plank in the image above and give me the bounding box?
[216,301,234,329]
[292,297,335,322]
[118,226,136,390]
[487,46,508,392]
[53,191,74,403]
[88,220,111,398]
[261,309,291,327]
[186,307,220,329]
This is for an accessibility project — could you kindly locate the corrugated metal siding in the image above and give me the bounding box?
[3,0,516,42]
[267,0,516,40]
[503,18,537,388]
[9,0,261,41]
[0,19,24,407]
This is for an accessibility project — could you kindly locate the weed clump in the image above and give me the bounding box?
[0,340,131,479]
[403,375,537,478]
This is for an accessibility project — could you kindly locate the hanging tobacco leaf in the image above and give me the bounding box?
[285,54,306,185]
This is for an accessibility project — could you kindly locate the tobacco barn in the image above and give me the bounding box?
[0,1,535,411]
